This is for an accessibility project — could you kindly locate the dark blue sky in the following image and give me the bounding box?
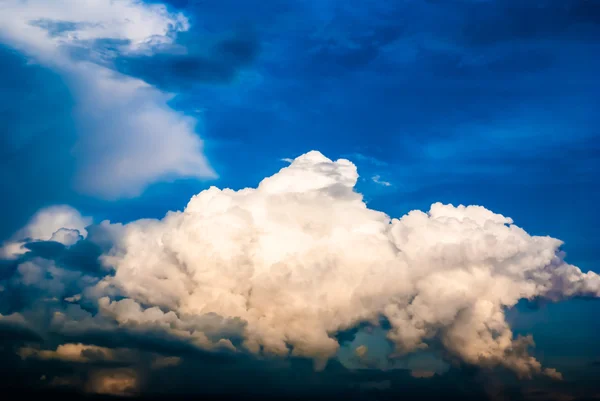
[1,0,599,399]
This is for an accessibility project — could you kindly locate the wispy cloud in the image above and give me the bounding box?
[0,0,215,198]
[371,175,391,187]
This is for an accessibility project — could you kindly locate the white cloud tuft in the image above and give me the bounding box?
[371,175,392,187]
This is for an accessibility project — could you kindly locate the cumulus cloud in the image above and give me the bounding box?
[91,151,600,377]
[0,0,215,198]
[2,151,600,387]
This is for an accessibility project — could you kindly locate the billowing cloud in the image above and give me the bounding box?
[1,151,599,392]
[0,0,215,198]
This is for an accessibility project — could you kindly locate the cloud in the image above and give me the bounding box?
[114,29,260,92]
[0,312,42,343]
[15,205,91,242]
[344,153,388,167]
[85,368,138,396]
[77,152,600,376]
[19,343,119,363]
[1,150,599,391]
[0,205,91,259]
[355,345,368,358]
[411,370,435,379]
[371,175,391,187]
[0,0,215,198]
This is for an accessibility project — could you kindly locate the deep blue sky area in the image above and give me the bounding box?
[1,0,599,399]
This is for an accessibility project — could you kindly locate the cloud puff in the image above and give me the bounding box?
[2,151,599,386]
[0,0,215,198]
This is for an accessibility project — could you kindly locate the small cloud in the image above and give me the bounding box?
[50,228,83,246]
[355,345,368,358]
[65,294,82,303]
[411,370,436,379]
[280,158,294,163]
[344,152,388,167]
[544,368,563,381]
[372,175,392,187]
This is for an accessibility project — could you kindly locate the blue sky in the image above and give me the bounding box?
[1,0,599,399]
[3,0,599,256]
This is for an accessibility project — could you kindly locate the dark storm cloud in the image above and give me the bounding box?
[20,239,105,277]
[138,355,485,401]
[0,239,105,315]
[114,31,260,91]
[59,327,234,362]
[0,315,42,344]
[454,0,600,46]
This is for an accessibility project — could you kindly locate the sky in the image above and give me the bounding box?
[0,0,599,400]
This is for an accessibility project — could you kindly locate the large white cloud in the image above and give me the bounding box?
[0,0,215,198]
[3,151,599,383]
[81,151,599,378]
